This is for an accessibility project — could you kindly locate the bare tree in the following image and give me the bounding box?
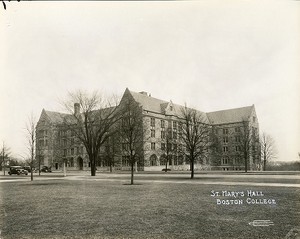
[118,96,145,185]
[260,132,277,171]
[240,120,252,173]
[62,90,120,176]
[180,106,211,179]
[25,114,36,181]
[161,126,176,172]
[1,142,10,175]
[103,132,121,172]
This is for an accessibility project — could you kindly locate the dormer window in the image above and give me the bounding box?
[170,106,173,111]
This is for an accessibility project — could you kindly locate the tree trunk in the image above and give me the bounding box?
[244,153,248,173]
[91,159,96,176]
[191,160,194,179]
[263,155,266,171]
[110,162,113,173]
[131,162,134,185]
[38,157,41,176]
[165,158,168,172]
[63,160,67,177]
[30,163,33,181]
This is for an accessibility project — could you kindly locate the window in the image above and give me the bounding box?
[168,130,172,139]
[223,128,228,134]
[173,144,177,151]
[222,157,228,165]
[161,143,165,150]
[173,121,177,129]
[150,118,155,127]
[122,156,130,167]
[161,120,165,128]
[235,127,240,133]
[63,149,67,156]
[178,122,182,132]
[69,158,74,167]
[235,136,241,142]
[151,129,155,138]
[150,155,157,166]
[151,142,155,150]
[71,148,74,155]
[173,131,177,139]
[71,138,74,145]
[223,146,228,152]
[223,137,228,143]
[235,146,241,152]
[253,116,256,123]
[161,131,166,139]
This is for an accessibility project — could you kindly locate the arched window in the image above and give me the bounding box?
[150,154,157,166]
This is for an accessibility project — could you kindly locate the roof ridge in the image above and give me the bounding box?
[207,105,253,114]
[129,90,168,103]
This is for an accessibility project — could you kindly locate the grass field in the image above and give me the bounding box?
[0,174,299,239]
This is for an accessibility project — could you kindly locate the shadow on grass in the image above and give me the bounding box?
[123,183,143,186]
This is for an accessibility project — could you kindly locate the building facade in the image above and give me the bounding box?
[36,88,261,171]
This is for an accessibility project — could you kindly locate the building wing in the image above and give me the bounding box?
[206,105,254,125]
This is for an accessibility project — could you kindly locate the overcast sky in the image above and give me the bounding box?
[0,1,299,162]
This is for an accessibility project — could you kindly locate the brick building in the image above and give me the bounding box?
[36,88,261,171]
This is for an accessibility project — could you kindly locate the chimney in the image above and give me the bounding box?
[74,103,80,115]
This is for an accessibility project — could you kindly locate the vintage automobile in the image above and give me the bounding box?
[8,166,28,175]
[23,166,33,172]
[40,166,52,173]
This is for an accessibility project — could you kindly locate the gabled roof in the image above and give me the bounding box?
[207,105,254,125]
[128,89,210,123]
[41,106,117,125]
[129,90,168,114]
[44,110,68,124]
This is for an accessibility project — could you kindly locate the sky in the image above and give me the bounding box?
[0,1,299,162]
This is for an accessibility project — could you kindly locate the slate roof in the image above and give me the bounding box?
[43,106,117,124]
[44,110,68,124]
[130,91,168,113]
[206,105,254,125]
[128,90,210,123]
[40,89,255,126]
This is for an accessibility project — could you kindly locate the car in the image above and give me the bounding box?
[41,166,52,173]
[23,166,33,172]
[8,166,28,175]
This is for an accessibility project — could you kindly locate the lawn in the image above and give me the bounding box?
[0,177,299,239]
